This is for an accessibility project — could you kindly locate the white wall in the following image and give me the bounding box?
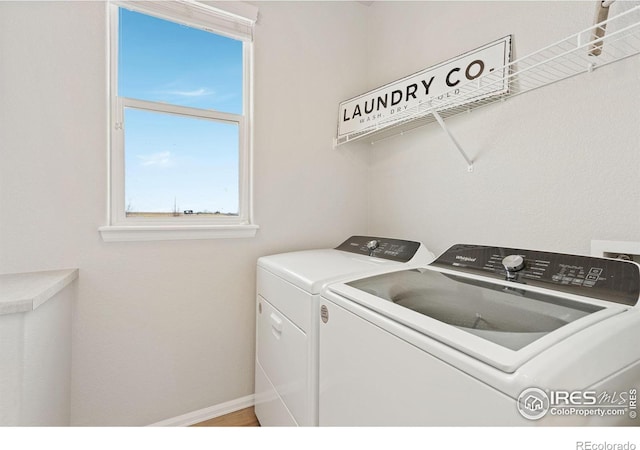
[364,1,640,257]
[0,1,368,425]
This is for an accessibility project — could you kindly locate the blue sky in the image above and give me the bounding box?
[119,8,243,214]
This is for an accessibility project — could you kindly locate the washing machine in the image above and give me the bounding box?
[254,236,434,426]
[319,244,640,426]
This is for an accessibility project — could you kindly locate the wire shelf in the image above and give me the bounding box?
[334,4,640,147]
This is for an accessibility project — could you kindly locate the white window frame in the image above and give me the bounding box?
[100,0,258,242]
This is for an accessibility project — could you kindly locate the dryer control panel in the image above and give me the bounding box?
[433,244,640,306]
[335,236,421,263]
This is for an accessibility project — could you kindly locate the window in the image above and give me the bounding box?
[100,1,258,242]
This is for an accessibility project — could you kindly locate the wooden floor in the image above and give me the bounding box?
[190,407,260,427]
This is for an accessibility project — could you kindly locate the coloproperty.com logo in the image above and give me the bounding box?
[517,387,637,421]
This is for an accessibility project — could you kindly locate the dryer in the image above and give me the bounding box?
[254,236,434,426]
[319,244,640,426]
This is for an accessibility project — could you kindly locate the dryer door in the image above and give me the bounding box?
[255,297,308,426]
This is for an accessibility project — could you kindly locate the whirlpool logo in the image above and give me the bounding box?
[517,387,637,421]
[455,255,477,263]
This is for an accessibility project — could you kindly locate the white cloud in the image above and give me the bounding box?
[164,88,215,98]
[138,151,173,168]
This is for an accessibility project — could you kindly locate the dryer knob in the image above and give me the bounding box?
[502,254,525,272]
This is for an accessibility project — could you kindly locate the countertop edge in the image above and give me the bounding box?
[0,268,79,316]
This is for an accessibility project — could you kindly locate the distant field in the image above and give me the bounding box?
[126,212,238,218]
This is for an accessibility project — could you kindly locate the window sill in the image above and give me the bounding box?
[98,224,259,242]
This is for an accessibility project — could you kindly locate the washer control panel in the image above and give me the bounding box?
[335,236,421,263]
[433,244,640,306]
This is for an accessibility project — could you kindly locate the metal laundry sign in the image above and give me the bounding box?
[337,35,512,139]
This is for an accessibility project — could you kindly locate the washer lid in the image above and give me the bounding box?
[331,267,626,372]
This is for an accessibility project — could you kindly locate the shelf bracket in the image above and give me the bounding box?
[429,105,474,172]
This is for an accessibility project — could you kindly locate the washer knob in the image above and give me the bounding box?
[366,240,379,255]
[502,254,525,272]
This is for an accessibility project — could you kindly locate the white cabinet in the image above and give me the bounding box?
[0,269,77,426]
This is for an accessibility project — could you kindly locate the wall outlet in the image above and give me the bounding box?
[591,240,640,262]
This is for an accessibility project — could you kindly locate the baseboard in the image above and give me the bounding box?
[147,394,255,427]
